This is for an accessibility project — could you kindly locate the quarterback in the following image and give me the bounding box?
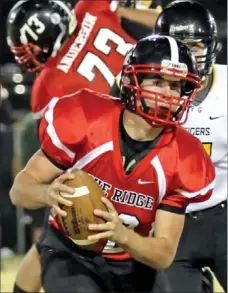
[10,35,215,292]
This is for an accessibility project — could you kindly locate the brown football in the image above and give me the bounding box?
[58,169,108,252]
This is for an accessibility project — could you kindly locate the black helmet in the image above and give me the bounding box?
[120,35,201,126]
[154,0,220,77]
[6,0,77,72]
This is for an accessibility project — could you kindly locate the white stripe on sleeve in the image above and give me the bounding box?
[151,156,167,204]
[174,178,216,198]
[70,141,114,170]
[45,97,75,159]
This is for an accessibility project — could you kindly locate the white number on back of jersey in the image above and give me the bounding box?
[78,52,115,86]
[77,28,133,86]
[94,28,132,56]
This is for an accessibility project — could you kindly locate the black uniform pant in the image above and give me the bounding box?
[39,223,157,293]
[153,201,227,292]
[40,247,157,293]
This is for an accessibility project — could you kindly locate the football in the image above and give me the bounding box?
[58,169,108,252]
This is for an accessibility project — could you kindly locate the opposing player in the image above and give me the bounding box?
[10,35,215,292]
[153,1,227,292]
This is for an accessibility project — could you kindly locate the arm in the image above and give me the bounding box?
[88,197,185,270]
[88,144,215,270]
[10,150,75,215]
[118,140,215,269]
[11,92,87,215]
[119,209,184,270]
[117,7,160,28]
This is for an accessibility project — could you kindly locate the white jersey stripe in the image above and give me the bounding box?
[165,36,179,63]
[175,178,216,198]
[45,97,75,159]
[70,141,114,170]
[32,91,83,120]
[151,156,167,203]
[33,90,120,120]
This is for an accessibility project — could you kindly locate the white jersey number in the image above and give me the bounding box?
[77,28,133,86]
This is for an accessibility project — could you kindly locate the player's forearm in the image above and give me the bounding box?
[10,169,49,209]
[118,228,175,270]
[118,7,160,28]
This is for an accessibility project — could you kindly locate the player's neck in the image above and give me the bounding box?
[122,110,163,142]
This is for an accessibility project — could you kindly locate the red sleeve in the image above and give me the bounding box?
[31,69,66,120]
[31,74,51,120]
[39,93,87,170]
[74,0,91,16]
[74,0,116,17]
[31,68,77,120]
[159,136,215,214]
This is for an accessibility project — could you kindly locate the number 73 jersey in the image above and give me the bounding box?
[31,0,135,120]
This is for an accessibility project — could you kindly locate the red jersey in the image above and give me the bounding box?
[31,0,135,120]
[39,89,215,258]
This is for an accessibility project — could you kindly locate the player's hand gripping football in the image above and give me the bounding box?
[44,172,75,217]
[88,197,128,245]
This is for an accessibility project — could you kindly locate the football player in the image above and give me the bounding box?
[153,1,227,292]
[7,0,134,120]
[10,35,215,292]
[7,0,162,121]
[6,1,159,292]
